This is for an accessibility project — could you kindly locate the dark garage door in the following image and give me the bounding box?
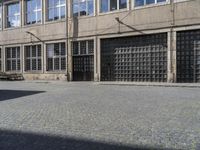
[177,30,200,83]
[101,33,168,82]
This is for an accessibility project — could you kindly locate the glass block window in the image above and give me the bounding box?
[100,0,127,13]
[46,42,66,71]
[26,0,42,25]
[72,40,94,55]
[135,0,166,7]
[6,2,20,28]
[24,45,42,71]
[47,0,66,21]
[6,47,21,71]
[73,0,94,17]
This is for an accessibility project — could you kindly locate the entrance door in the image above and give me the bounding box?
[72,40,94,81]
[177,30,200,83]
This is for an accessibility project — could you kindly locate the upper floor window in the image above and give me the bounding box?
[135,0,166,7]
[73,0,94,17]
[6,2,20,28]
[47,0,66,21]
[100,0,127,13]
[26,0,42,25]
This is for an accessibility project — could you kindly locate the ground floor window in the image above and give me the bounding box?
[24,45,42,72]
[5,47,21,71]
[46,42,66,71]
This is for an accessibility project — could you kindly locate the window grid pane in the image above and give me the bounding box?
[7,2,20,28]
[24,45,42,72]
[47,0,66,21]
[46,42,66,71]
[6,47,21,71]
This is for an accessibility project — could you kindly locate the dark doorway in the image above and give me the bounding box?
[72,40,94,81]
[177,30,200,83]
[73,55,94,81]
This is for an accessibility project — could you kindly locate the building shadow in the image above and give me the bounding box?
[0,90,45,101]
[0,129,177,150]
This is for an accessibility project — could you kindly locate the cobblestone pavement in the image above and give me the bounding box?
[0,81,200,150]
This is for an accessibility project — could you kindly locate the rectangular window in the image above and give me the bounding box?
[100,0,127,13]
[24,45,42,72]
[135,0,166,7]
[46,42,66,71]
[73,0,94,17]
[6,2,20,28]
[26,0,42,25]
[47,0,66,21]
[6,47,21,71]
[0,5,2,29]
[72,40,94,55]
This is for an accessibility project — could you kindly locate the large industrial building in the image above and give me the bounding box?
[0,0,199,83]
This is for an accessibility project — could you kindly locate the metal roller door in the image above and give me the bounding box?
[177,30,200,83]
[101,33,167,82]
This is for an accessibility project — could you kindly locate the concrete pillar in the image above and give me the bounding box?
[67,39,73,81]
[43,43,47,73]
[2,46,5,72]
[96,37,101,81]
[167,30,177,83]
[21,45,24,73]
[21,0,24,27]
[94,36,98,81]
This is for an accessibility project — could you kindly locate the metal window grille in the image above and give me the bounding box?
[24,45,42,72]
[101,33,167,82]
[46,42,66,71]
[6,47,21,71]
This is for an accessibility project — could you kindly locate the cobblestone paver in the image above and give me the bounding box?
[0,81,200,150]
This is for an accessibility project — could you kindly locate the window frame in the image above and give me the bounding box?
[99,0,128,13]
[46,42,67,72]
[133,0,168,8]
[72,40,94,56]
[72,0,94,17]
[46,0,66,22]
[5,1,21,28]
[5,46,21,72]
[24,44,43,72]
[25,0,42,25]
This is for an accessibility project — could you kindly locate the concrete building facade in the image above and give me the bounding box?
[0,0,200,83]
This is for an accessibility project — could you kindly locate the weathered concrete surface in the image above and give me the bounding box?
[0,81,200,150]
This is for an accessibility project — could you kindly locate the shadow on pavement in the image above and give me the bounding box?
[0,90,45,101]
[0,129,176,150]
